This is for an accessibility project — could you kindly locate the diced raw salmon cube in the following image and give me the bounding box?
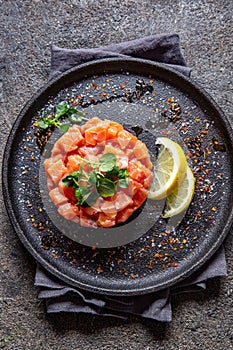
[104,143,125,156]
[117,208,134,223]
[117,129,135,149]
[44,154,64,173]
[79,208,98,227]
[133,140,150,159]
[97,212,116,228]
[58,203,79,221]
[116,155,129,169]
[80,117,102,133]
[132,187,148,207]
[52,125,84,156]
[49,188,67,206]
[46,159,67,185]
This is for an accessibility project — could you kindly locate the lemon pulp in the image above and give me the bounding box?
[148,137,187,200]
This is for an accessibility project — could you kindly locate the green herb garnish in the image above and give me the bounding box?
[37,101,87,130]
[62,152,129,206]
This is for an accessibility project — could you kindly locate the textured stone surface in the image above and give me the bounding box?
[0,0,232,349]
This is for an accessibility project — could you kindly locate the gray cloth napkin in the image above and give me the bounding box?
[35,34,227,322]
[49,33,191,79]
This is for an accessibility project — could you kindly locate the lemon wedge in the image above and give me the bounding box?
[148,137,187,200]
[162,165,195,218]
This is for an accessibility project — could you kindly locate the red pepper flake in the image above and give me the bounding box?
[130,274,136,279]
[100,92,106,98]
[96,266,103,273]
[52,253,59,259]
[172,262,179,267]
[154,253,163,259]
[92,81,97,89]
[204,186,211,193]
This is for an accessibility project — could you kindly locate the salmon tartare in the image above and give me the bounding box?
[44,117,153,228]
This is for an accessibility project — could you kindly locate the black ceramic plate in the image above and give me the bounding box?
[2,58,233,295]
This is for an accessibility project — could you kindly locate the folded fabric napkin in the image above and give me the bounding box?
[35,34,227,322]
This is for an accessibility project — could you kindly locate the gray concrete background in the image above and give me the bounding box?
[0,0,232,349]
